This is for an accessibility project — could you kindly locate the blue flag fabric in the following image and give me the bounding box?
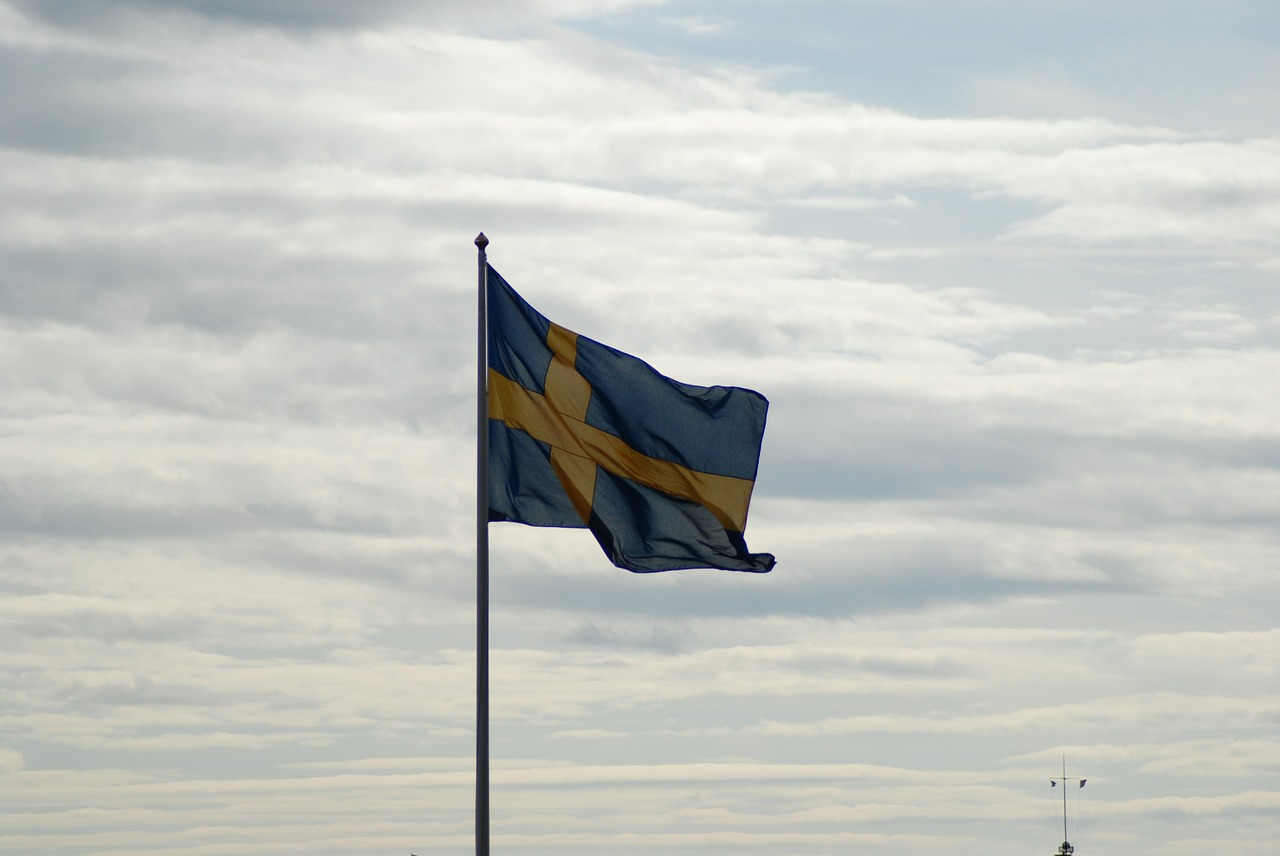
[486,264,775,573]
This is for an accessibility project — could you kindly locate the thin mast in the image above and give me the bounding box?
[1050,755,1084,855]
[475,232,491,856]
[1061,756,1068,844]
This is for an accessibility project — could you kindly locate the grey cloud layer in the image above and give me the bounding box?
[2,1,1277,854]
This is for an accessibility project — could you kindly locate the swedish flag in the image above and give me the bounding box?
[486,264,775,573]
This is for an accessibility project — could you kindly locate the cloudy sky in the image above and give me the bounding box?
[2,1,1278,854]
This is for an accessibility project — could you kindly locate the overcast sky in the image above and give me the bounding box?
[2,1,1278,854]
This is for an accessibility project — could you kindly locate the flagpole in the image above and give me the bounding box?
[474,232,491,856]
[1050,755,1084,856]
[1061,756,1068,845]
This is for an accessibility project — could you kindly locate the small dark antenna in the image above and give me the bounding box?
[1048,755,1086,855]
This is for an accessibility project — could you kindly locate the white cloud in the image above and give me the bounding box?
[660,14,729,36]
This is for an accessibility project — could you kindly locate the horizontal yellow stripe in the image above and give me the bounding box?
[489,369,755,531]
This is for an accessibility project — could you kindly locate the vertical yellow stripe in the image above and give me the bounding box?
[544,323,591,421]
[550,448,597,524]
[544,322,596,523]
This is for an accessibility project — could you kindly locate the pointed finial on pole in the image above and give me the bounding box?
[475,232,489,250]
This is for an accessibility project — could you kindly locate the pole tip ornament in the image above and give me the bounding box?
[475,232,489,249]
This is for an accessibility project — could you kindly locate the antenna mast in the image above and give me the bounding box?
[1049,755,1086,855]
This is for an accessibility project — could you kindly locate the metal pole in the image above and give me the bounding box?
[1062,756,1068,845]
[475,232,491,856]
